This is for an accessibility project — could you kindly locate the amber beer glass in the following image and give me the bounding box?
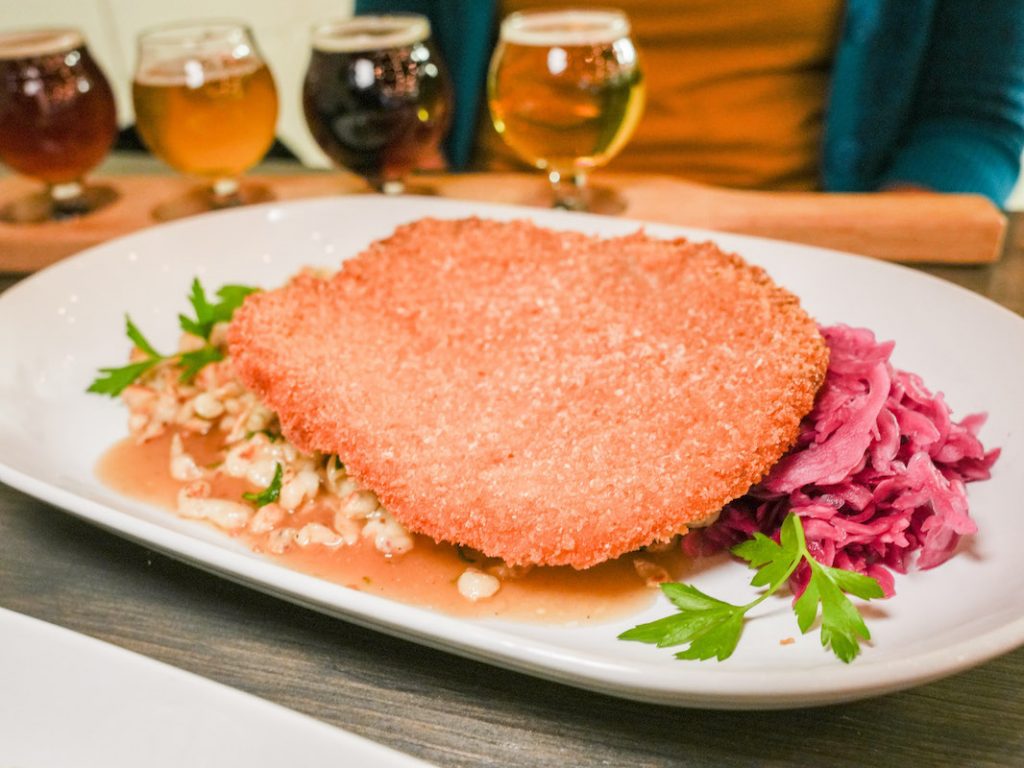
[488,9,645,210]
[0,28,117,221]
[303,15,452,193]
[133,22,278,216]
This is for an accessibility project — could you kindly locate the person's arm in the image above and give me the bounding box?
[354,0,496,169]
[877,0,1024,204]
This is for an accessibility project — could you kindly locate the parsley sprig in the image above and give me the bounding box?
[178,281,259,341]
[87,317,168,396]
[87,279,258,397]
[242,463,283,507]
[619,513,885,663]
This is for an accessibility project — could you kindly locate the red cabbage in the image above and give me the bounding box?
[683,325,1000,597]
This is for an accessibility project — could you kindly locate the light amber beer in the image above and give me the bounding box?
[132,24,278,180]
[133,59,277,179]
[488,10,645,178]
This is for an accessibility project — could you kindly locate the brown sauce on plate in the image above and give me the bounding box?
[98,431,691,623]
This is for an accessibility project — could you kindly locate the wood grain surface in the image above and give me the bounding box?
[0,202,1022,768]
[0,168,1008,271]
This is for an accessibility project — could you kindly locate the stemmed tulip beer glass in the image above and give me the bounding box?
[302,14,452,194]
[132,22,279,219]
[0,28,118,222]
[488,9,646,211]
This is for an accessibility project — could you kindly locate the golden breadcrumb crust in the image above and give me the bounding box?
[228,218,828,568]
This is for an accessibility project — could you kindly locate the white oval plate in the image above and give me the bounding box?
[1,196,1022,709]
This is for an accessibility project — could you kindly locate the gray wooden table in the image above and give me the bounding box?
[1,213,1022,768]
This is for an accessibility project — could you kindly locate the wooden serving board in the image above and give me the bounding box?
[0,171,1006,272]
[0,173,365,272]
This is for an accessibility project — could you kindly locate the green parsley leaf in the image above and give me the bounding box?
[87,314,168,396]
[215,284,260,311]
[179,345,224,383]
[619,512,884,664]
[674,611,745,662]
[179,278,258,340]
[620,584,752,660]
[178,279,214,339]
[793,574,821,634]
[732,530,785,569]
[797,560,884,663]
[621,585,747,661]
[125,315,162,358]
[827,565,887,600]
[242,463,283,507]
[660,582,735,613]
[734,530,797,588]
[86,358,164,397]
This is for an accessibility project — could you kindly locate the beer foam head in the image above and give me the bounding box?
[312,15,431,53]
[134,56,263,87]
[500,10,630,46]
[135,22,264,85]
[137,20,258,57]
[0,28,83,60]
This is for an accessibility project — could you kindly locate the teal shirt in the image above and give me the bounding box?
[357,0,1024,205]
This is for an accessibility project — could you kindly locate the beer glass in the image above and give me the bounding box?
[133,22,278,218]
[488,9,645,210]
[303,15,452,194]
[0,28,118,222]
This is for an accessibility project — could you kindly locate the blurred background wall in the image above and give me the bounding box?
[4,0,1023,207]
[5,0,355,168]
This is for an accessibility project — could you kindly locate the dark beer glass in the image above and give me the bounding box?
[302,15,452,194]
[0,28,118,221]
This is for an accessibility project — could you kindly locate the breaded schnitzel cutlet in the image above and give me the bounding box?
[228,218,829,568]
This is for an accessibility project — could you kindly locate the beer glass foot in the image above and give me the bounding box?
[151,182,275,222]
[549,170,588,211]
[540,173,625,216]
[576,184,627,216]
[394,176,445,197]
[0,183,118,224]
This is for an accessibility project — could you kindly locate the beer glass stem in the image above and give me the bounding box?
[211,177,241,207]
[548,170,587,211]
[48,180,88,217]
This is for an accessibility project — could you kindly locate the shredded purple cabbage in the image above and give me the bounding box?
[683,325,1000,596]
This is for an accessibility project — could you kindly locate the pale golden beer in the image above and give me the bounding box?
[488,9,645,205]
[132,22,278,198]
